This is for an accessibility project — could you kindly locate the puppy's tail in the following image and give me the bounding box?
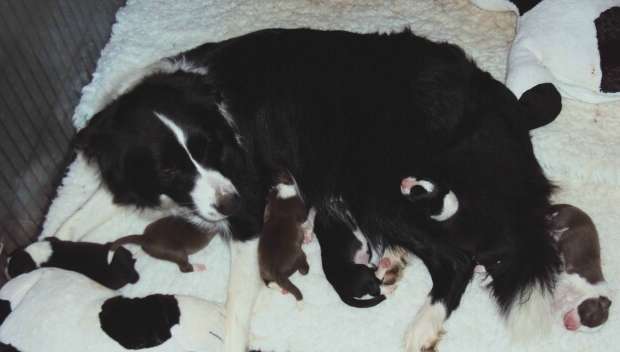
[341,295,386,308]
[107,235,145,264]
[275,276,304,311]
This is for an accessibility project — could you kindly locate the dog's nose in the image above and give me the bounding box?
[215,192,241,216]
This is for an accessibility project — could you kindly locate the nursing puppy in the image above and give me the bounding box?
[6,237,139,290]
[108,216,218,273]
[549,204,612,332]
[314,209,397,308]
[400,176,459,222]
[258,172,313,311]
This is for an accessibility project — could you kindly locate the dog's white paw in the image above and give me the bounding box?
[403,298,446,352]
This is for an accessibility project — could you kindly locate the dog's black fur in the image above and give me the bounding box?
[6,237,139,290]
[76,28,560,339]
[314,209,387,308]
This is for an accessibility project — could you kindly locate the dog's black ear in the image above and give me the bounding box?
[74,99,123,157]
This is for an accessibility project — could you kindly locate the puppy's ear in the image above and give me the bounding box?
[599,296,612,310]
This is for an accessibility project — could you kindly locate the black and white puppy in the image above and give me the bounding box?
[314,209,396,308]
[6,237,139,290]
[400,176,459,222]
[549,204,612,332]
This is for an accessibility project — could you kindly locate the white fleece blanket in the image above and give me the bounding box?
[30,0,620,351]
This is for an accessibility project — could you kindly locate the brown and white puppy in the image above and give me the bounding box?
[258,172,313,311]
[549,204,612,332]
[108,216,217,273]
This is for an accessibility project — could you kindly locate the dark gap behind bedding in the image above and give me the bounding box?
[0,0,126,288]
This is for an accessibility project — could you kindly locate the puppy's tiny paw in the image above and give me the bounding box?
[303,231,313,244]
[193,264,207,272]
[381,284,398,295]
[379,257,391,269]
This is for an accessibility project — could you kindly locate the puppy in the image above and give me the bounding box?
[258,171,313,311]
[400,176,458,222]
[108,216,217,273]
[314,211,397,308]
[6,237,139,290]
[549,204,612,332]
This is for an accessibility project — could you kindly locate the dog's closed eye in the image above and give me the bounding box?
[161,167,180,179]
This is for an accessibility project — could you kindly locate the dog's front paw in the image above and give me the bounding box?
[403,298,446,352]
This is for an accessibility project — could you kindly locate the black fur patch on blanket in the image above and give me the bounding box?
[99,294,180,349]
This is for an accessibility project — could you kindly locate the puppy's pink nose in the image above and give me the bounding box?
[401,177,418,195]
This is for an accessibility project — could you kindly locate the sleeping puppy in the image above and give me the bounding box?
[314,210,397,308]
[108,216,218,273]
[400,176,459,222]
[549,204,612,332]
[6,237,139,290]
[258,171,313,311]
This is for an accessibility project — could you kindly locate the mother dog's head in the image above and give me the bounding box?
[75,69,246,222]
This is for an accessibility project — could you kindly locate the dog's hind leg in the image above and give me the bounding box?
[403,249,473,352]
[224,238,262,352]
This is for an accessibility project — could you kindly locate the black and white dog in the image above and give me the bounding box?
[67,28,560,351]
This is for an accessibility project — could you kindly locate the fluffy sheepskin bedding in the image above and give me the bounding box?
[20,0,620,351]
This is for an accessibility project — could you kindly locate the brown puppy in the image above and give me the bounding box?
[549,204,612,332]
[258,171,313,311]
[107,216,217,273]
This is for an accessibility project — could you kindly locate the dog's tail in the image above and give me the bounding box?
[107,235,146,264]
[275,276,304,311]
[341,295,386,308]
[490,221,561,341]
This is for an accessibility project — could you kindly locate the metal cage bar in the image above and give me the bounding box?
[0,0,126,287]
